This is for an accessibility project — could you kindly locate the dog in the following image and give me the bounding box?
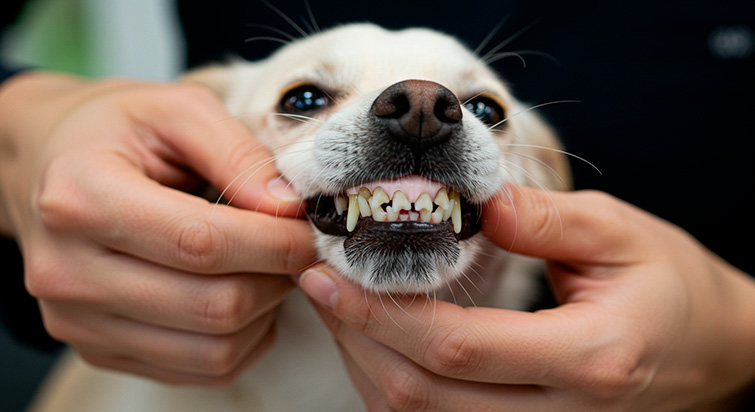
[32,23,570,411]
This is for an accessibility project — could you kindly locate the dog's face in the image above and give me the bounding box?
[188,24,569,294]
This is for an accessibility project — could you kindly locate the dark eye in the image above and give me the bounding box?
[463,96,505,127]
[279,85,331,113]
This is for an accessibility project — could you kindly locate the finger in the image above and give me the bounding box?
[301,266,607,388]
[85,253,294,335]
[42,301,278,377]
[324,311,547,411]
[482,184,660,264]
[38,152,316,275]
[79,327,277,386]
[124,84,300,215]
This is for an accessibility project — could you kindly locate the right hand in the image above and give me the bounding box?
[0,72,317,386]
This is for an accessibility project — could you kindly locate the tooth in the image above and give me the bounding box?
[451,191,462,234]
[370,187,389,209]
[392,191,410,211]
[409,211,419,221]
[415,193,432,213]
[420,210,432,222]
[373,207,387,221]
[431,208,444,223]
[347,194,359,232]
[386,206,399,221]
[434,188,450,210]
[357,191,372,217]
[400,213,409,221]
[443,192,454,221]
[334,195,347,215]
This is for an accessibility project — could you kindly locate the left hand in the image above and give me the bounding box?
[298,185,755,411]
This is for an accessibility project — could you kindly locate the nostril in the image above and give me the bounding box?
[434,95,462,124]
[374,93,410,119]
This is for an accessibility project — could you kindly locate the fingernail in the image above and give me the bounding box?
[266,177,301,202]
[300,268,338,309]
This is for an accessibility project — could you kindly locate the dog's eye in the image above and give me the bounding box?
[279,85,331,113]
[464,97,505,127]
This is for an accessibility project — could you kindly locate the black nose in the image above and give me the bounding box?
[372,80,462,154]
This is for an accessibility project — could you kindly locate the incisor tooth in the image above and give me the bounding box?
[420,209,432,222]
[434,188,449,210]
[373,207,387,221]
[415,193,433,212]
[451,191,462,234]
[334,195,347,215]
[392,191,410,211]
[431,208,444,223]
[386,206,399,221]
[347,194,359,232]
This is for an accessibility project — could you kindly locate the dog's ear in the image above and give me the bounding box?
[180,65,235,98]
[506,103,573,192]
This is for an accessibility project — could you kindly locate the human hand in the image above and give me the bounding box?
[299,184,755,410]
[0,72,316,386]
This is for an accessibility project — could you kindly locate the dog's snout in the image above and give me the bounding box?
[372,80,462,152]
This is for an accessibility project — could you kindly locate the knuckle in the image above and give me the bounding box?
[198,336,243,376]
[578,346,649,401]
[174,219,225,272]
[422,324,483,377]
[378,359,434,412]
[36,160,92,232]
[24,256,68,300]
[196,280,254,333]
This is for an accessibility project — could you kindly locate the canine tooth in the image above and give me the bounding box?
[392,191,410,211]
[451,191,462,234]
[434,188,450,210]
[370,187,389,209]
[431,208,444,223]
[334,195,347,215]
[357,194,372,217]
[415,193,433,212]
[347,194,359,232]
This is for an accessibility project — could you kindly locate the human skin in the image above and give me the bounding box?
[0,72,317,386]
[300,184,755,411]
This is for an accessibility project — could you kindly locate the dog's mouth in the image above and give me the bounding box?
[305,175,482,241]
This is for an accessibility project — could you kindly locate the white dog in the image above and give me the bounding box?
[32,24,570,411]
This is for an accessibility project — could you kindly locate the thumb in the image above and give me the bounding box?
[130,84,303,217]
[482,184,646,265]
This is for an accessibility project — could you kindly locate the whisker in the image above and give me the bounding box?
[245,23,299,42]
[260,0,310,39]
[497,142,602,175]
[244,36,292,46]
[480,20,538,63]
[304,0,320,33]
[488,100,581,130]
[473,15,511,56]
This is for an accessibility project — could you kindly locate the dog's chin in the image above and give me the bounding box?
[305,194,483,293]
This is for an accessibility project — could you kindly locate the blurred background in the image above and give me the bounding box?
[1,1,182,410]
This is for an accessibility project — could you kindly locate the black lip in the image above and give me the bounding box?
[304,195,482,241]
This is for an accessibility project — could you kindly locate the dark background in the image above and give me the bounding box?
[2,0,753,410]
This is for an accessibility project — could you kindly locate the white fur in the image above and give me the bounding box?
[32,24,569,411]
